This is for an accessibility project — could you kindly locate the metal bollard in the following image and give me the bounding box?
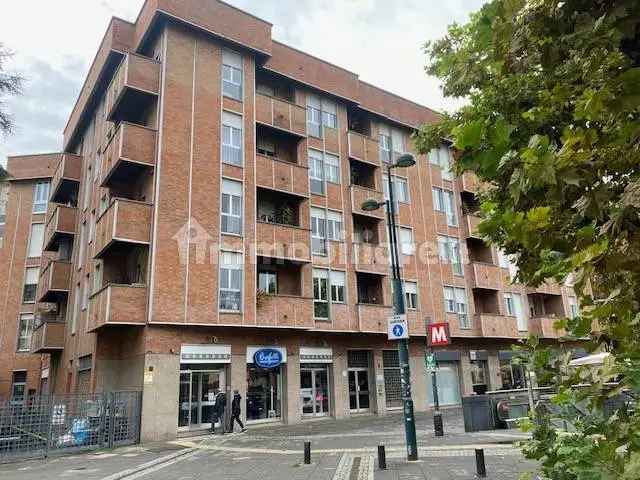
[475,448,486,477]
[433,410,444,437]
[378,445,387,470]
[304,441,311,465]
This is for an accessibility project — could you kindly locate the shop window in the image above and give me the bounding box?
[500,358,527,390]
[470,358,489,394]
[247,364,282,421]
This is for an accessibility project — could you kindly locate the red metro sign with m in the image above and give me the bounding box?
[427,323,451,347]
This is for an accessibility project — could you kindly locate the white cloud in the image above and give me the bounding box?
[0,0,483,165]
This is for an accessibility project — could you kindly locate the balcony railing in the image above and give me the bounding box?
[350,185,385,219]
[462,214,482,239]
[477,314,520,338]
[255,93,307,138]
[44,204,77,251]
[94,199,152,259]
[50,154,82,204]
[255,221,311,262]
[348,131,379,165]
[256,294,313,328]
[255,154,308,197]
[101,122,157,188]
[529,316,563,339]
[88,284,147,331]
[353,242,389,275]
[527,282,562,296]
[357,303,392,333]
[37,260,71,303]
[460,171,479,193]
[468,261,504,290]
[105,53,161,122]
[30,317,65,353]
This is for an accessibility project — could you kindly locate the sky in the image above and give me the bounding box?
[0,0,485,165]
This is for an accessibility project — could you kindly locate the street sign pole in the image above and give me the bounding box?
[429,349,443,436]
[426,322,451,437]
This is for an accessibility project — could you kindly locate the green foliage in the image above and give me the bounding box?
[415,1,640,478]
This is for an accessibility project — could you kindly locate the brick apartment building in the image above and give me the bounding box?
[0,0,580,440]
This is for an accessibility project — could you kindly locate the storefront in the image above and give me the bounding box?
[300,347,332,418]
[246,346,285,423]
[426,351,462,406]
[178,345,230,431]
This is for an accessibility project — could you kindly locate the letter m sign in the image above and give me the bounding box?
[427,323,451,347]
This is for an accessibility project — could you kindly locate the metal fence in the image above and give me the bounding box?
[0,391,142,462]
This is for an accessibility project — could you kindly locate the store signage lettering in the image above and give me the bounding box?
[427,323,451,346]
[254,348,283,369]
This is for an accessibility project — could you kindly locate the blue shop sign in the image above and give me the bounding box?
[253,348,283,369]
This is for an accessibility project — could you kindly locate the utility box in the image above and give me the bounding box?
[462,395,495,432]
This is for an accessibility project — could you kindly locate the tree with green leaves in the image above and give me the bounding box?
[0,43,23,135]
[415,0,640,478]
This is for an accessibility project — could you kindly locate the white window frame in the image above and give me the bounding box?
[326,210,344,241]
[32,181,50,214]
[311,207,327,255]
[433,187,457,226]
[404,281,418,310]
[26,223,45,258]
[568,296,579,319]
[17,313,34,352]
[444,286,469,328]
[81,274,90,311]
[22,267,39,303]
[221,179,243,236]
[313,268,329,319]
[306,95,322,138]
[222,49,243,101]
[383,174,410,204]
[219,251,243,312]
[258,270,277,295]
[429,145,453,180]
[398,227,415,256]
[309,149,325,195]
[330,270,346,303]
[222,111,243,166]
[379,133,392,164]
[504,293,515,316]
[438,235,463,275]
[324,153,340,184]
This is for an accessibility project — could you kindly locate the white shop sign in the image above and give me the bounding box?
[299,347,333,364]
[180,344,232,364]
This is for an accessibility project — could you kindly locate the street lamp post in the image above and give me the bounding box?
[362,153,418,461]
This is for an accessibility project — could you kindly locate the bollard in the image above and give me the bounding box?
[475,448,486,477]
[304,441,311,465]
[378,445,387,470]
[433,410,444,437]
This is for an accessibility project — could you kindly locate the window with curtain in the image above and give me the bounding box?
[306,94,322,137]
[330,270,345,303]
[391,128,404,162]
[429,145,453,180]
[324,153,340,184]
[222,111,243,166]
[326,210,343,241]
[17,314,34,352]
[26,223,44,258]
[22,267,39,303]
[444,286,469,328]
[398,227,414,255]
[404,281,418,310]
[221,179,243,235]
[32,181,50,214]
[222,49,243,101]
[313,268,329,319]
[258,270,277,295]
[311,207,327,255]
[322,99,337,129]
[219,251,243,311]
[383,175,409,203]
[309,149,325,195]
[438,235,463,275]
[432,187,457,226]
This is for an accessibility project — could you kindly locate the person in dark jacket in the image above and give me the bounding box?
[230,390,246,432]
[210,389,226,434]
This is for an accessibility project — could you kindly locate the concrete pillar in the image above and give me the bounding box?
[230,353,247,424]
[285,355,300,424]
[140,353,180,442]
[332,346,348,419]
[410,353,428,412]
[487,351,501,391]
[459,350,474,396]
[372,349,386,415]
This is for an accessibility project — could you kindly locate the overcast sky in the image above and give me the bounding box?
[0,0,484,165]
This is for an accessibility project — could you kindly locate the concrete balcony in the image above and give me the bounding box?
[347,131,379,165]
[468,262,504,290]
[255,154,308,197]
[527,282,562,296]
[357,304,392,333]
[50,154,82,204]
[255,221,311,262]
[460,171,479,193]
[353,242,389,275]
[30,317,65,353]
[101,122,157,189]
[94,199,152,259]
[256,295,313,329]
[350,185,385,220]
[529,316,563,339]
[255,93,307,138]
[37,260,71,303]
[44,204,77,251]
[88,284,147,331]
[462,213,482,239]
[106,53,161,123]
[477,314,520,339]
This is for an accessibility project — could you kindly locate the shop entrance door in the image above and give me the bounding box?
[348,369,370,412]
[300,366,329,417]
[178,370,224,430]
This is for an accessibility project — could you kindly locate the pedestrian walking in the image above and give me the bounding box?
[230,390,247,432]
[210,389,227,434]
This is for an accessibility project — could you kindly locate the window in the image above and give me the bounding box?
[313,269,329,319]
[498,249,519,280]
[429,145,453,180]
[311,207,327,255]
[82,274,90,311]
[326,210,344,241]
[438,235,462,275]
[444,286,469,328]
[504,293,515,316]
[77,221,86,268]
[505,292,527,331]
[568,296,579,319]
[93,261,103,294]
[219,252,243,311]
[221,179,243,235]
[324,153,340,184]
[11,371,27,403]
[83,163,93,210]
[404,281,418,310]
[22,267,39,303]
[0,183,8,247]
[26,223,44,258]
[71,283,80,335]
[257,138,276,157]
[398,227,414,255]
[258,271,277,295]
[330,270,346,303]
[432,187,457,226]
[383,175,409,203]
[222,49,243,101]
[33,181,50,213]
[17,314,34,352]
[309,149,325,195]
[222,111,243,166]
[391,128,404,161]
[379,133,392,164]
[306,95,322,137]
[322,100,337,129]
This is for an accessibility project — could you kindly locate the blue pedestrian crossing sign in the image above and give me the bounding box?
[388,314,409,340]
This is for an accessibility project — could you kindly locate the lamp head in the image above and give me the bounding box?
[361,199,382,212]
[393,153,416,169]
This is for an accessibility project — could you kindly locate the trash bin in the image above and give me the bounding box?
[462,395,495,432]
